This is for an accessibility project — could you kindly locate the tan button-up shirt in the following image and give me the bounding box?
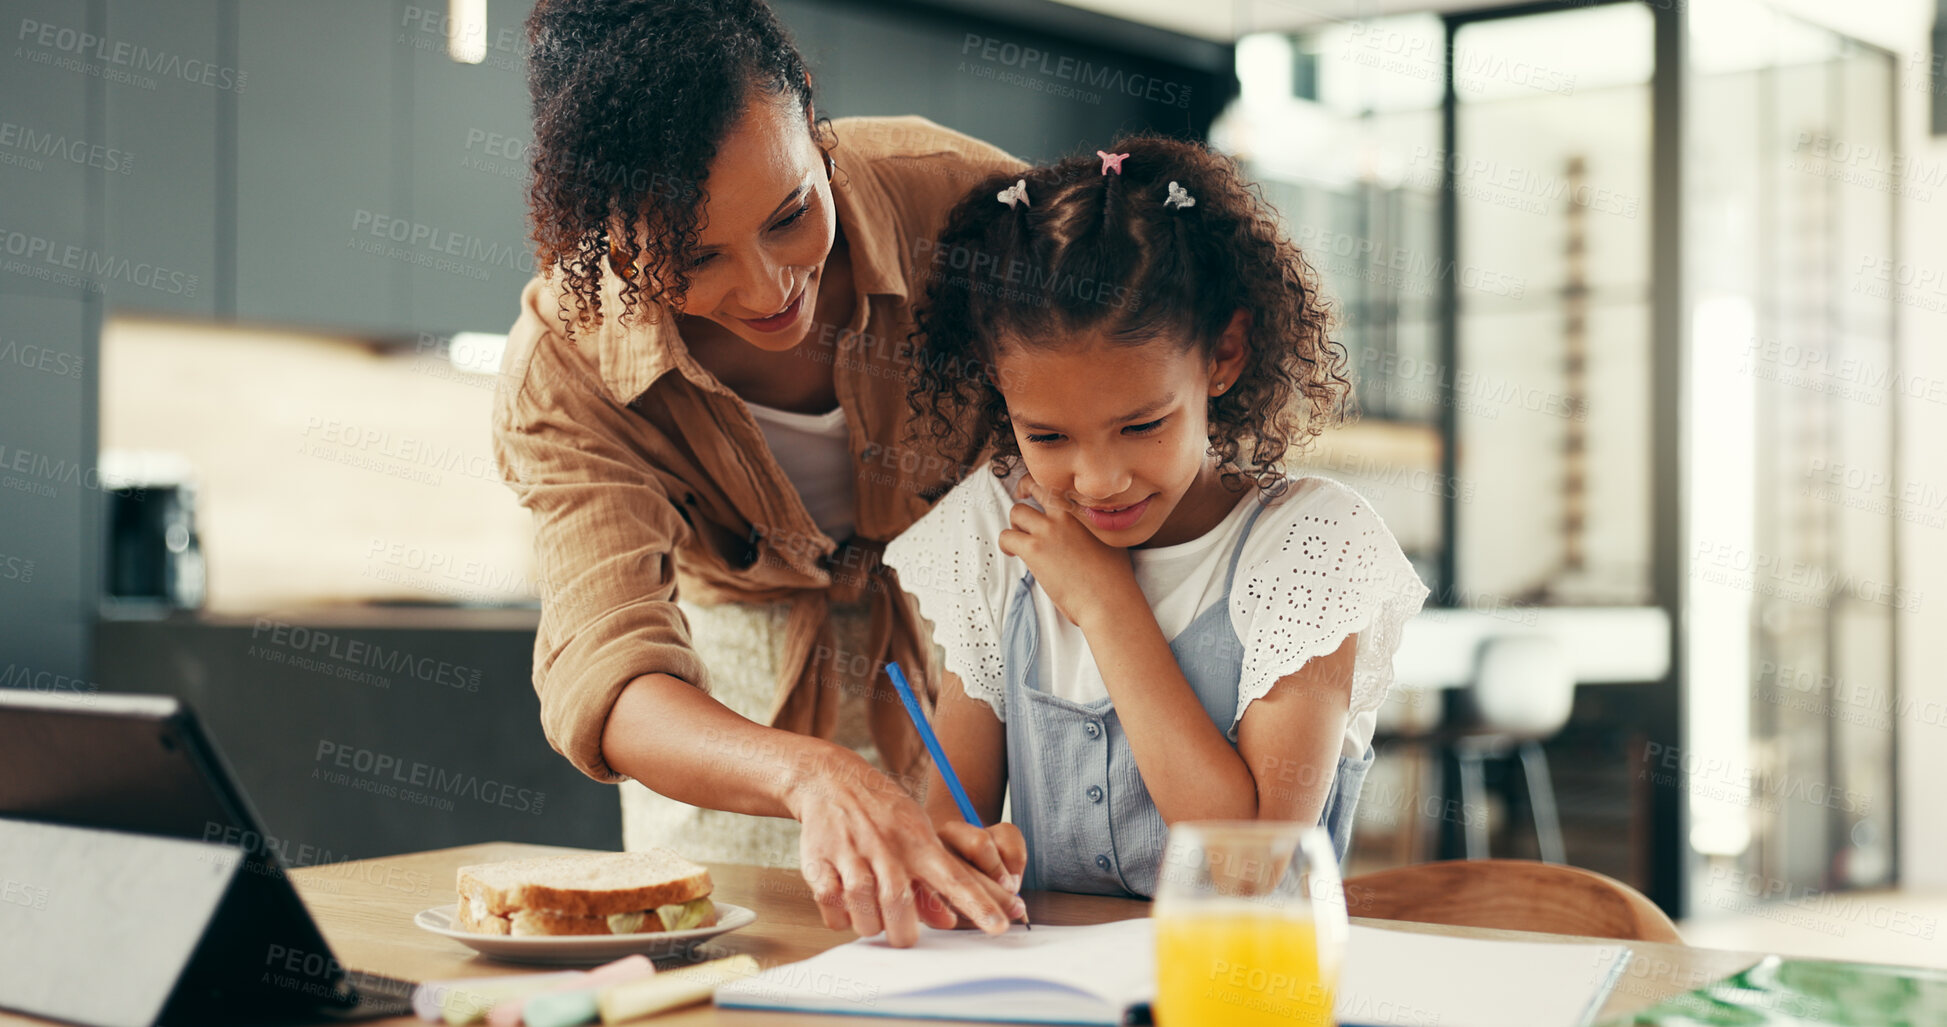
[492,116,1022,784]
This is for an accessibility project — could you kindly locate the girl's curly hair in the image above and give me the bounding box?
[907,134,1351,495]
[524,0,820,334]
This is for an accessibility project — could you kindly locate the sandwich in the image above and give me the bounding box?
[456,849,718,937]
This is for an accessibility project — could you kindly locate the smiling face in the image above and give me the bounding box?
[995,320,1250,549]
[651,91,837,352]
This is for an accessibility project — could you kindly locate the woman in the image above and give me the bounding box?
[491,0,1026,947]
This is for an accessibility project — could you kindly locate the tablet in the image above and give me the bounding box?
[0,688,414,1025]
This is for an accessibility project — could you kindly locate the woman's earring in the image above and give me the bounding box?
[1214,381,1227,394]
[822,149,835,181]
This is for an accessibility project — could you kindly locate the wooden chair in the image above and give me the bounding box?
[1343,859,1683,944]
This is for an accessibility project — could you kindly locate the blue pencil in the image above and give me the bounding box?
[885,661,1029,929]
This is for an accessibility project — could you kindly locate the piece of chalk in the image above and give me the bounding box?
[411,971,582,1025]
[485,956,653,1027]
[522,990,600,1027]
[598,955,761,1024]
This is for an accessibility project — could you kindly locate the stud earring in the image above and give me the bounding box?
[1214,381,1227,393]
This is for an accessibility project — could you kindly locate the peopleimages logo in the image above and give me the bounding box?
[959,34,1193,109]
[0,227,199,296]
[313,741,546,815]
[0,120,133,174]
[15,18,247,92]
[250,618,483,692]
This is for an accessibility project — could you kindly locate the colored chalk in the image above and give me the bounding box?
[522,990,600,1027]
[484,955,654,1027]
[410,971,581,1025]
[598,956,761,1023]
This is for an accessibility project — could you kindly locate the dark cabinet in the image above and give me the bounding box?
[772,0,1229,165]
[3,0,107,686]
[2,0,100,287]
[405,0,538,335]
[10,0,1228,339]
[100,0,225,319]
[0,287,100,686]
[235,0,408,334]
[231,0,537,338]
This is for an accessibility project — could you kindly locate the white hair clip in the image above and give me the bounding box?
[1164,181,1196,210]
[997,179,1031,209]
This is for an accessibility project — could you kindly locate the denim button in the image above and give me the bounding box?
[1095,854,1111,871]
[1084,721,1101,739]
[1086,785,1103,803]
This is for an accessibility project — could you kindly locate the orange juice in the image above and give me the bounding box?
[1154,909,1337,1027]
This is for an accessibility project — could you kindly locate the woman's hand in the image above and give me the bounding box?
[786,747,1027,947]
[917,821,1027,928]
[998,473,1140,628]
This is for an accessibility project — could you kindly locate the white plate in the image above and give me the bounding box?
[414,903,757,965]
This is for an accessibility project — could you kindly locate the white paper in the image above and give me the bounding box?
[716,916,1629,1027]
[717,920,1153,1023]
[1336,924,1630,1027]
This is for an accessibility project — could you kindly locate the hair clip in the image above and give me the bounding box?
[1097,150,1129,175]
[997,179,1031,209]
[1164,181,1196,210]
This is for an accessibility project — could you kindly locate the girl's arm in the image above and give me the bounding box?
[999,473,1358,825]
[920,670,1026,920]
[1235,634,1356,823]
[1078,598,1354,825]
[921,669,1008,826]
[1075,594,1256,822]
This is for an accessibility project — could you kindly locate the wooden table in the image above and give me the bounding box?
[0,842,1766,1026]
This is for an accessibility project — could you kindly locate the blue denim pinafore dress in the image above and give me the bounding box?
[1000,499,1375,898]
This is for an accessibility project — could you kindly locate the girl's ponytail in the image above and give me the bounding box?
[994,176,1034,258]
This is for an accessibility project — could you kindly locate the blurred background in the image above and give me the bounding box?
[2,0,1942,965]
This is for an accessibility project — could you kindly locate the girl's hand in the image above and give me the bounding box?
[998,473,1140,628]
[919,821,1027,929]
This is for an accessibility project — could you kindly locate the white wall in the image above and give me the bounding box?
[1898,132,1947,889]
[1892,26,1947,893]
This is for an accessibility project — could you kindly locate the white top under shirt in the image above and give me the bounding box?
[884,466,1432,760]
[744,401,856,543]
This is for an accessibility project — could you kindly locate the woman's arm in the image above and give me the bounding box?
[495,289,1020,948]
[602,671,1026,944]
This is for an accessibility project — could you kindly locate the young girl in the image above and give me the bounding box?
[883,136,1431,900]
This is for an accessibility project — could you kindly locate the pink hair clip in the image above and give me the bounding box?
[1097,150,1129,175]
[996,179,1030,209]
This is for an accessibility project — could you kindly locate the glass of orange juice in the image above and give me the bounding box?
[1152,822,1346,1027]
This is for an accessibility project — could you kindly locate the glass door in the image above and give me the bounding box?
[1445,0,1663,895]
[1686,0,1900,908]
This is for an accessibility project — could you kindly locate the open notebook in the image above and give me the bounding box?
[715,918,1632,1026]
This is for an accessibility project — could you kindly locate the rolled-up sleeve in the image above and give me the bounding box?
[492,282,709,783]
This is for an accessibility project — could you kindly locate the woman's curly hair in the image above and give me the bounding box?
[524,0,820,334]
[907,134,1351,495]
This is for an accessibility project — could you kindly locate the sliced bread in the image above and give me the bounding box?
[506,903,722,937]
[456,849,712,918]
[457,892,511,935]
